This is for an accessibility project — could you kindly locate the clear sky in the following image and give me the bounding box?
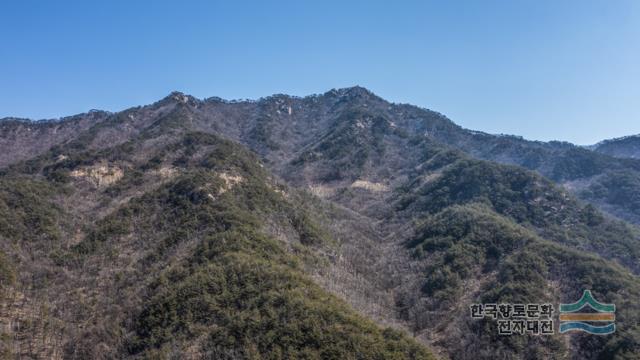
[1,1,639,144]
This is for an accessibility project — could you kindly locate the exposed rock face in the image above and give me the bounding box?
[308,184,336,198]
[217,172,244,194]
[70,164,124,187]
[351,180,389,192]
[155,166,177,179]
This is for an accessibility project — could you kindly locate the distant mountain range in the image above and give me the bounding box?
[1,87,639,359]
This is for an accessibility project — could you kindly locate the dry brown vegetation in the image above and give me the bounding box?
[1,87,640,359]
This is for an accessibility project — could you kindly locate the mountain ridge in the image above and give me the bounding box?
[1,87,640,359]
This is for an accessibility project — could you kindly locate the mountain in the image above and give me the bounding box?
[0,111,110,168]
[4,89,640,226]
[1,87,639,359]
[0,130,432,359]
[592,134,640,159]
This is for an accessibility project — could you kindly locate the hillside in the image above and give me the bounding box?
[0,130,432,359]
[1,87,639,359]
[593,135,640,160]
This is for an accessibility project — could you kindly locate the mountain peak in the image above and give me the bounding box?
[159,91,200,106]
[324,86,379,100]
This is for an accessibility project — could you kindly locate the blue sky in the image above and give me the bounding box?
[1,0,638,144]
